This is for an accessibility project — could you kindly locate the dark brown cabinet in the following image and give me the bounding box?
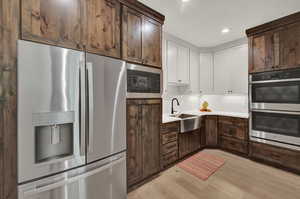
[247,12,300,73]
[160,122,179,169]
[126,99,161,187]
[21,0,85,50]
[205,116,218,147]
[122,6,162,68]
[249,141,300,173]
[179,130,201,159]
[86,0,121,58]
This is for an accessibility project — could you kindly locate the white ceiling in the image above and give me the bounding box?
[139,0,300,47]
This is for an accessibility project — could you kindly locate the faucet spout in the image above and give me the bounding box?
[171,98,180,115]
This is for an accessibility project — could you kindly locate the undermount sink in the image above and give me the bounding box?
[171,114,202,133]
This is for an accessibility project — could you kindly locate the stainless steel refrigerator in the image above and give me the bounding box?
[17,40,127,199]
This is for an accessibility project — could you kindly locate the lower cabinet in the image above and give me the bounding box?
[249,141,300,173]
[126,99,162,187]
[160,122,179,169]
[205,116,218,147]
[179,130,201,159]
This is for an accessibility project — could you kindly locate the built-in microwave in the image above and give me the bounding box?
[127,63,162,98]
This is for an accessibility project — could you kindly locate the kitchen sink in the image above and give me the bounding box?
[171,114,202,133]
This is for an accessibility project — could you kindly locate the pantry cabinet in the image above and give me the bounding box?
[21,0,85,50]
[126,99,162,187]
[122,6,163,68]
[214,44,248,94]
[167,40,190,85]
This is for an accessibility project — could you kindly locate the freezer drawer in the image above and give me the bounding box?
[18,152,127,199]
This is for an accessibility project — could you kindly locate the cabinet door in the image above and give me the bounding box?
[21,0,85,50]
[179,131,200,159]
[177,46,190,84]
[214,50,231,94]
[250,31,280,73]
[167,40,179,84]
[141,103,161,178]
[86,0,121,58]
[122,6,143,63]
[189,50,200,94]
[200,53,214,94]
[205,116,218,147]
[142,16,162,68]
[126,103,143,186]
[279,23,300,69]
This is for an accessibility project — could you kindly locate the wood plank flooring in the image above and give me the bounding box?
[128,149,300,199]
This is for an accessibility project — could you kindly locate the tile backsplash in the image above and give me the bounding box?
[163,94,248,114]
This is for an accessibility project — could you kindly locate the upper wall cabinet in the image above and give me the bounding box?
[189,49,200,94]
[247,12,300,73]
[122,6,163,68]
[214,44,248,95]
[21,0,85,50]
[199,53,214,94]
[86,0,121,58]
[166,40,190,85]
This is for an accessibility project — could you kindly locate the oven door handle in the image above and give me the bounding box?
[250,78,300,84]
[251,109,300,115]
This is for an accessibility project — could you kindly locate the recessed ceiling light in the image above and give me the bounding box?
[182,0,190,2]
[221,28,230,34]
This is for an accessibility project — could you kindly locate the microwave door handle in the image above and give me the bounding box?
[87,63,94,153]
[22,156,125,197]
[79,62,86,156]
[250,78,300,84]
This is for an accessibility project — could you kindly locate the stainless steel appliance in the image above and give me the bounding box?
[171,114,202,133]
[249,69,300,150]
[127,63,162,98]
[18,40,127,199]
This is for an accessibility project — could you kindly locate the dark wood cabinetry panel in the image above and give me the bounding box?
[142,16,162,68]
[279,22,300,69]
[126,103,143,186]
[122,6,143,63]
[218,116,248,141]
[249,141,300,173]
[86,0,121,58]
[141,103,161,178]
[220,136,248,155]
[0,0,19,198]
[21,0,85,50]
[205,116,218,147]
[179,130,201,159]
[250,31,280,73]
[126,99,161,187]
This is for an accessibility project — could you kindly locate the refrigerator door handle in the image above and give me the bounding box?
[21,156,125,197]
[79,62,86,156]
[87,62,94,153]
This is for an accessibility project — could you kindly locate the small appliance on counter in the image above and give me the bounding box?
[17,40,127,199]
[249,68,300,151]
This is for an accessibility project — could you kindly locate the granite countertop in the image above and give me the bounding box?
[163,110,249,123]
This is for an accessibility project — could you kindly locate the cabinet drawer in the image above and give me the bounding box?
[161,132,178,145]
[161,122,180,134]
[219,116,247,127]
[249,142,300,171]
[219,123,247,140]
[220,136,248,154]
[161,151,178,169]
[161,141,178,155]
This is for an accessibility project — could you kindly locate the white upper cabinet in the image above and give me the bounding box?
[166,40,190,85]
[189,49,200,94]
[199,53,214,94]
[213,44,248,94]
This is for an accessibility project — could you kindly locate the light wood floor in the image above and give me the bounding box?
[128,150,300,199]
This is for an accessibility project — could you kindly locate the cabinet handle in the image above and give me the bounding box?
[178,80,182,82]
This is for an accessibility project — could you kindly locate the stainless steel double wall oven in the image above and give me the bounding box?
[249,68,300,150]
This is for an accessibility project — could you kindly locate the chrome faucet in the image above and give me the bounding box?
[171,98,180,115]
